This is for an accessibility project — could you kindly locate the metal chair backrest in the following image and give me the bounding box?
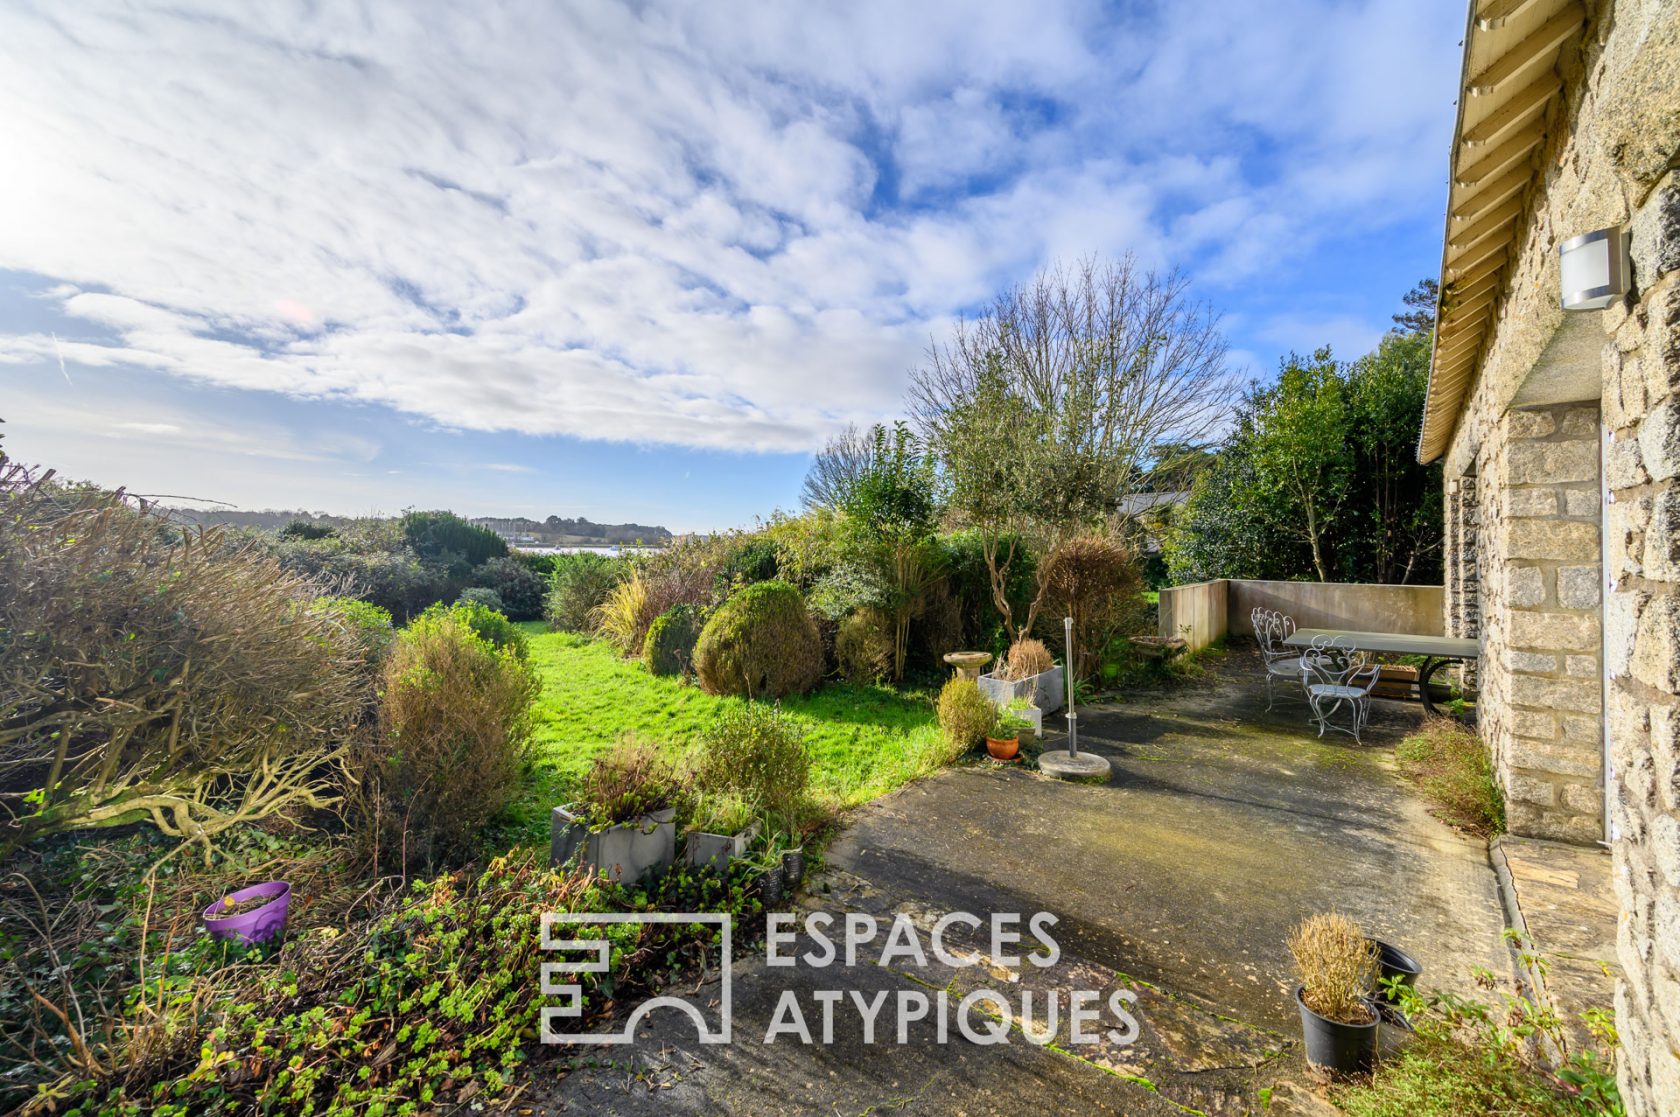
[1303,635,1369,688]
[1254,609,1298,660]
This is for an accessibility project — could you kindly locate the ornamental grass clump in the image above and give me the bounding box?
[1289,912,1380,1024]
[1001,638,1054,681]
[937,676,995,754]
[578,734,685,827]
[1396,719,1505,837]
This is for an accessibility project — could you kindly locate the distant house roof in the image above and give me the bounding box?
[1118,490,1189,516]
[1418,0,1588,463]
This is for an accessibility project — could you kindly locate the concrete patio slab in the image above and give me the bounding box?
[528,648,1514,1115]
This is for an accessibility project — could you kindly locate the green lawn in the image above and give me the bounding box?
[506,624,949,841]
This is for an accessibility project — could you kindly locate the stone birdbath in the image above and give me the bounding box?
[942,651,993,681]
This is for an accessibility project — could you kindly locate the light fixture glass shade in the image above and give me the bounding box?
[1559,226,1629,311]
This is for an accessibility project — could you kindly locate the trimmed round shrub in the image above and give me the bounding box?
[368,611,540,868]
[693,581,822,699]
[458,586,506,613]
[937,676,995,754]
[836,608,893,684]
[419,599,527,660]
[643,603,703,676]
[472,555,548,620]
[695,703,810,819]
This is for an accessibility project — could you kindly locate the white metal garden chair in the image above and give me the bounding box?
[1253,607,1313,711]
[1301,634,1380,743]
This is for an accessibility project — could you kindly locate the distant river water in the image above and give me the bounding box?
[514,544,662,557]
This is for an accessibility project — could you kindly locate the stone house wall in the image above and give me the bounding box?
[1437,1,1680,1110]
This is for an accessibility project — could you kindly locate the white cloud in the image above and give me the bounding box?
[0,0,1458,454]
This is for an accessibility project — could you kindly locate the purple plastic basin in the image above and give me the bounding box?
[202,880,291,945]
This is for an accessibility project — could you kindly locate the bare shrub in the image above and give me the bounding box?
[1039,535,1145,680]
[366,611,539,868]
[1001,638,1054,680]
[1289,912,1379,1024]
[0,464,367,858]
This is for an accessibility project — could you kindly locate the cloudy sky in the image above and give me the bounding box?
[0,1,1462,531]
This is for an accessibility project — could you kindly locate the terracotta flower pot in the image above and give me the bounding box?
[986,736,1020,761]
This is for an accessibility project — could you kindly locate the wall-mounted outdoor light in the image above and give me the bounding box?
[1558,225,1630,311]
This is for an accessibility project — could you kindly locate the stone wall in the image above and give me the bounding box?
[1497,402,1603,844]
[1604,180,1680,1114]
[1437,1,1680,1108]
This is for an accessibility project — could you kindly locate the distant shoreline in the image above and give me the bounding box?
[515,543,662,556]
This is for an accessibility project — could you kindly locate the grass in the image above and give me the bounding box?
[1330,1031,1609,1117]
[1395,717,1505,837]
[505,624,950,841]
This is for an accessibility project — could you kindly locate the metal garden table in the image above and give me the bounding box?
[1282,628,1480,717]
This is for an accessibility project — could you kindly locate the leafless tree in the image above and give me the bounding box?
[800,423,875,510]
[909,255,1235,642]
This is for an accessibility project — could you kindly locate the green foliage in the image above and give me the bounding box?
[543,551,625,631]
[399,509,508,575]
[577,734,685,826]
[695,702,812,819]
[308,595,396,683]
[642,603,704,677]
[936,676,994,754]
[278,518,335,540]
[716,535,783,594]
[1165,322,1443,586]
[458,585,506,613]
[1038,535,1145,681]
[367,611,539,868]
[419,599,527,659]
[1396,718,1505,836]
[835,423,945,681]
[471,555,548,620]
[836,608,894,684]
[273,527,455,622]
[693,581,823,699]
[1330,964,1621,1117]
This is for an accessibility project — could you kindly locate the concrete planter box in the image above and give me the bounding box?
[683,821,760,872]
[1009,705,1043,742]
[978,665,1064,715]
[551,804,676,883]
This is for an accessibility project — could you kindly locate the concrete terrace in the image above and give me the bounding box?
[529,648,1523,1115]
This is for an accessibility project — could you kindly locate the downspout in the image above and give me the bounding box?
[1601,421,1616,847]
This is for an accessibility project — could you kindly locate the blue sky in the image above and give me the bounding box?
[0,1,1462,532]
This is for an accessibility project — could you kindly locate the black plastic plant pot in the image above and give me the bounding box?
[781,850,804,886]
[759,866,786,904]
[1294,986,1380,1075]
[1371,939,1422,1002]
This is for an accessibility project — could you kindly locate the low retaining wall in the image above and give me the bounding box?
[1158,579,1444,654]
